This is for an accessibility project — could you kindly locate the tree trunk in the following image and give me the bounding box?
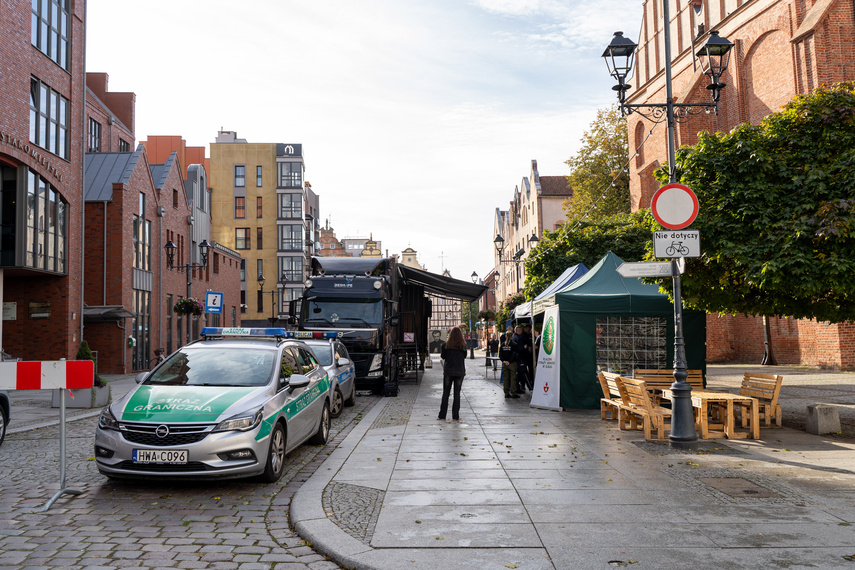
[761,315,776,365]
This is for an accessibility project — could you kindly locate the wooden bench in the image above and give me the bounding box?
[633,369,705,404]
[737,372,784,428]
[597,371,626,421]
[617,377,672,440]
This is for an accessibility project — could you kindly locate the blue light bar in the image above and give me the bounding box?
[200,328,340,339]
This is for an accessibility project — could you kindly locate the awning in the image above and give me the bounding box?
[83,305,135,323]
[399,266,488,302]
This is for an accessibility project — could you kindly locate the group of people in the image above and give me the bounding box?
[435,323,539,421]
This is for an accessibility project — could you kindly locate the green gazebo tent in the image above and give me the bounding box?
[552,252,706,410]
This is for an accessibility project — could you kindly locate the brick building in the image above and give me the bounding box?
[83,79,241,373]
[0,0,87,362]
[626,0,855,367]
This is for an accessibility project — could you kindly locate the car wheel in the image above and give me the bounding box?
[344,382,356,407]
[309,403,330,445]
[261,422,286,483]
[330,386,344,418]
[0,405,6,447]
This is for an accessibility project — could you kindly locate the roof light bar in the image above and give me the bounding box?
[200,328,340,339]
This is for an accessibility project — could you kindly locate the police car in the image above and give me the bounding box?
[94,328,332,482]
[302,337,356,418]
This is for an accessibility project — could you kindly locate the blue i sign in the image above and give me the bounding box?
[205,292,224,314]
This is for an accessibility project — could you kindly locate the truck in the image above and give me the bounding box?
[289,256,486,396]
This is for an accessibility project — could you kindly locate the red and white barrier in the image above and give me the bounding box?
[0,360,94,390]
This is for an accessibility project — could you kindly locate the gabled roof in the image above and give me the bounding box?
[149,151,177,190]
[540,176,572,197]
[84,148,144,202]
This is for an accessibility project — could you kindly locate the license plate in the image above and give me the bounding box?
[132,449,188,464]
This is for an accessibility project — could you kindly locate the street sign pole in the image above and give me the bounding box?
[669,259,696,448]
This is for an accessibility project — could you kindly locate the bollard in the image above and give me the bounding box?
[806,404,840,435]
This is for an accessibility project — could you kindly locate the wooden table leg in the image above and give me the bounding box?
[751,399,759,439]
[725,400,736,438]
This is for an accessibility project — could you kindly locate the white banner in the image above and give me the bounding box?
[530,305,561,411]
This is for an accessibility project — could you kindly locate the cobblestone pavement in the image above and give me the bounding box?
[0,391,381,569]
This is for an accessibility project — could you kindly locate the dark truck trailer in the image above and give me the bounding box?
[290,257,486,396]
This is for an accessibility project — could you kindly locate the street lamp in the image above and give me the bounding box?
[494,233,539,293]
[257,274,279,328]
[165,239,210,345]
[602,10,733,449]
[468,271,478,359]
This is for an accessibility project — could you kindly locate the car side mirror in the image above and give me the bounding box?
[287,374,311,390]
[135,372,147,384]
[337,358,351,367]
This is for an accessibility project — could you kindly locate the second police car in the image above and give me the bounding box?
[94,328,334,482]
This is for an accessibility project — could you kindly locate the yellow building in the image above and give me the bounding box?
[209,131,317,326]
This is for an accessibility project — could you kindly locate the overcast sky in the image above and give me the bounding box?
[86,0,642,283]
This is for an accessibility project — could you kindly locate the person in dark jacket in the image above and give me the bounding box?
[499,329,519,398]
[438,326,467,420]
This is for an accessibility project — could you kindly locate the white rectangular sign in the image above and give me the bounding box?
[653,230,700,258]
[616,261,677,278]
[531,305,561,411]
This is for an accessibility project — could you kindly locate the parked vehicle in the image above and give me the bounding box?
[302,337,356,418]
[290,257,486,396]
[94,328,331,482]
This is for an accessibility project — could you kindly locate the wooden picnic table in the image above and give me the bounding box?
[659,388,759,440]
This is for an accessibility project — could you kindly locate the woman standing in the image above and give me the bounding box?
[438,326,467,421]
[499,329,519,398]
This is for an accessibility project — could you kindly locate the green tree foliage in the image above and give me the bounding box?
[76,340,106,388]
[496,292,526,328]
[525,211,655,297]
[563,105,630,221]
[658,82,855,322]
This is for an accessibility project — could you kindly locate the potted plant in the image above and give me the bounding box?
[173,297,204,317]
[51,340,112,408]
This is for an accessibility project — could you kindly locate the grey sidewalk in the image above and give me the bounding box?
[292,356,855,569]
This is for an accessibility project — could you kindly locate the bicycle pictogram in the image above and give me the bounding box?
[665,241,690,257]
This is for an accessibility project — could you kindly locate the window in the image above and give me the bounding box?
[132,193,151,271]
[278,193,302,219]
[173,189,179,208]
[240,258,246,282]
[235,228,250,250]
[234,196,246,219]
[277,224,302,251]
[257,289,264,313]
[596,316,667,375]
[31,0,69,70]
[277,162,302,188]
[88,118,101,152]
[257,259,263,281]
[232,305,237,326]
[29,78,69,160]
[257,227,263,249]
[166,294,173,354]
[119,138,130,152]
[256,166,263,187]
[278,256,302,283]
[257,196,263,218]
[24,169,67,273]
[234,165,246,187]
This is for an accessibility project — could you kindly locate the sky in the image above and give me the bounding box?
[85,0,643,283]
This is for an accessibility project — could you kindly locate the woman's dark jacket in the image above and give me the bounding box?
[498,340,518,364]
[440,345,467,377]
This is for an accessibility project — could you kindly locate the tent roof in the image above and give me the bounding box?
[531,263,588,315]
[555,252,674,313]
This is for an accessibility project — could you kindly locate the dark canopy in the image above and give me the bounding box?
[400,266,487,302]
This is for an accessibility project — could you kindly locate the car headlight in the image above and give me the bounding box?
[368,354,383,371]
[98,407,119,431]
[213,409,263,433]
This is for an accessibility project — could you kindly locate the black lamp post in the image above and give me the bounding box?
[165,239,210,345]
[468,271,478,359]
[494,233,539,293]
[257,274,279,328]
[602,9,733,449]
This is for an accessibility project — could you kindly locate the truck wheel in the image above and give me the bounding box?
[261,422,286,483]
[309,402,330,445]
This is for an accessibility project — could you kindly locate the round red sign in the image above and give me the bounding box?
[650,183,699,230]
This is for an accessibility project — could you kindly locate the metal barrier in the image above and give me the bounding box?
[0,359,94,511]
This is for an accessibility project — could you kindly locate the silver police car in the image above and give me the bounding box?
[94,328,331,482]
[302,337,356,418]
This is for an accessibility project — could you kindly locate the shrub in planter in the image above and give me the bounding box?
[75,340,106,388]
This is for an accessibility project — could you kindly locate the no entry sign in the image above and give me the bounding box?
[650,183,699,230]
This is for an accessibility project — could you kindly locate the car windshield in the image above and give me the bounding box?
[306,343,333,367]
[304,298,382,326]
[145,347,276,387]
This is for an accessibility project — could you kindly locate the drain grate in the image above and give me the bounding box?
[699,477,780,498]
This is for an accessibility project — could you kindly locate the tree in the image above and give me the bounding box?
[524,211,655,297]
[563,105,630,222]
[658,82,855,323]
